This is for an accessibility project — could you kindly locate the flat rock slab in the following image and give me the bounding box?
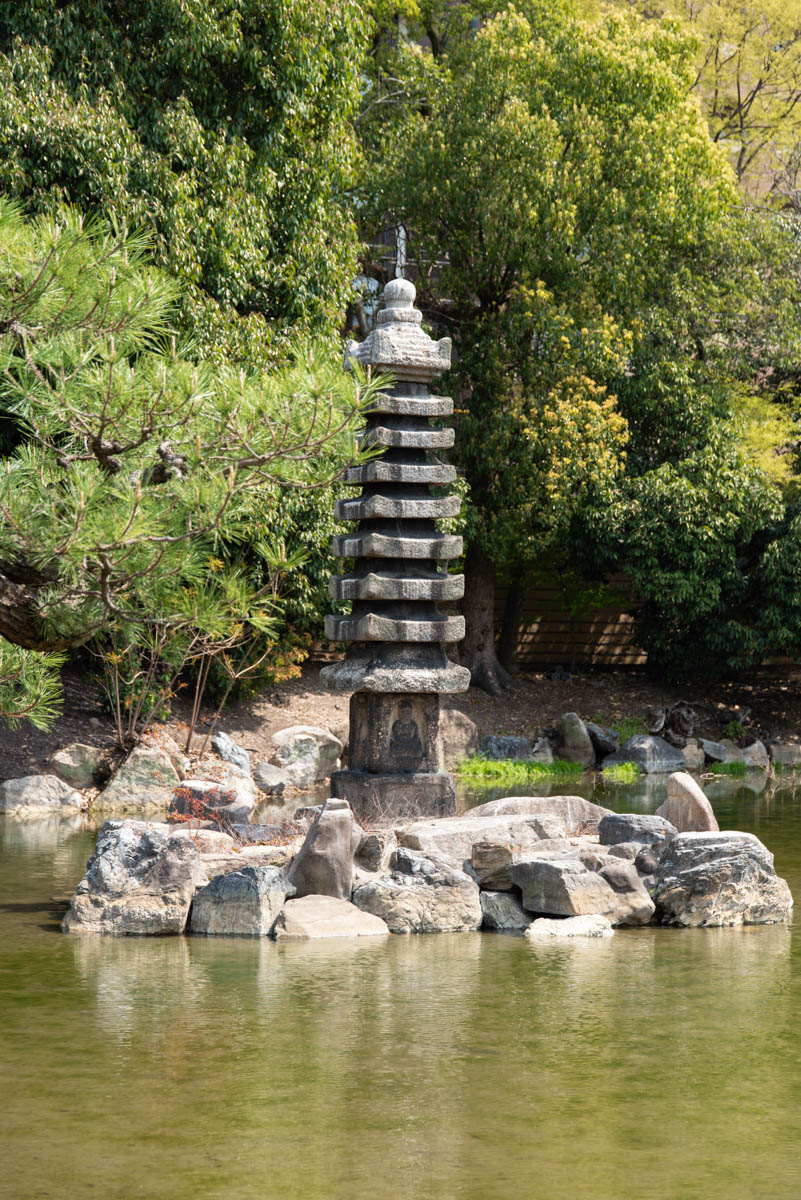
[653,831,793,927]
[599,813,678,846]
[526,914,614,940]
[0,774,84,817]
[467,795,611,831]
[190,866,293,937]
[273,895,389,940]
[398,812,573,862]
[511,858,619,919]
[656,772,718,833]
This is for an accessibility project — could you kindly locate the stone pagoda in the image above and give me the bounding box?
[321,277,470,817]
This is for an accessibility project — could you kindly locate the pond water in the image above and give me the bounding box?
[3,777,801,1200]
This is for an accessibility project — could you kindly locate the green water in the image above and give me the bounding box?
[3,781,801,1200]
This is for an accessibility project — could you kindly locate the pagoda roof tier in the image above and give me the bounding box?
[331,531,462,560]
[329,571,464,602]
[344,461,456,485]
[360,426,455,451]
[334,494,460,521]
[366,394,453,417]
[324,612,465,643]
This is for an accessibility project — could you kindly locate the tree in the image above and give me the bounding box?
[0,202,378,728]
[0,0,368,362]
[362,0,774,691]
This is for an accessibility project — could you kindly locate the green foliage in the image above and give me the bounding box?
[708,760,748,777]
[724,720,745,742]
[0,642,64,729]
[592,715,649,741]
[0,0,368,361]
[456,755,584,782]
[0,202,379,735]
[602,761,642,783]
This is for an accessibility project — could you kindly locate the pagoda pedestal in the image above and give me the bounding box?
[321,278,469,821]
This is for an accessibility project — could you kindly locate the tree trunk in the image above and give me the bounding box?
[461,544,512,695]
[497,577,523,670]
[0,568,79,651]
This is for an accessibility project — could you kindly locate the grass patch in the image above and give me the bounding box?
[456,755,584,784]
[708,760,748,777]
[592,715,648,741]
[602,761,641,784]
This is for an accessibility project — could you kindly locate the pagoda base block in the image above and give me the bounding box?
[330,769,456,823]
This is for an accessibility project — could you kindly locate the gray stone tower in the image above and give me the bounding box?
[321,278,470,818]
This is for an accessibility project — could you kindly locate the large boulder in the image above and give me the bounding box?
[511,858,620,919]
[467,794,611,831]
[51,743,105,789]
[189,866,293,936]
[558,713,595,767]
[480,890,531,932]
[273,894,389,940]
[271,725,342,788]
[653,831,793,927]
[718,738,769,769]
[253,763,288,798]
[169,777,257,824]
[478,734,532,761]
[62,820,201,934]
[769,742,801,768]
[211,731,251,777]
[656,772,719,833]
[598,860,655,926]
[698,738,728,763]
[287,799,360,899]
[681,740,706,772]
[352,847,482,934]
[398,811,573,862]
[584,721,619,759]
[526,914,614,940]
[95,746,180,813]
[598,812,678,847]
[602,734,684,775]
[439,708,480,767]
[0,774,84,817]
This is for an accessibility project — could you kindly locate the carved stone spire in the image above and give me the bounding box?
[321,279,469,818]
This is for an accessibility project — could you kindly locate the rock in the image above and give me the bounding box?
[720,738,769,769]
[769,742,801,768]
[253,763,288,797]
[62,820,200,934]
[96,747,180,813]
[584,721,619,758]
[598,860,655,926]
[467,794,611,832]
[656,772,719,833]
[653,831,793,927]
[602,734,684,775]
[439,708,480,766]
[558,713,595,767]
[352,848,482,933]
[598,812,678,847]
[480,890,531,931]
[273,894,390,940]
[511,858,620,918]
[168,827,236,855]
[606,842,639,861]
[0,774,84,817]
[634,845,660,876]
[211,731,251,777]
[195,841,300,885]
[230,824,295,846]
[698,738,728,763]
[398,811,571,863]
[526,914,614,940]
[471,841,515,890]
[355,829,397,873]
[51,743,105,789]
[479,734,532,761]
[681,739,706,772]
[287,799,360,899]
[189,866,293,936]
[147,732,189,779]
[271,725,343,788]
[169,778,257,824]
[530,736,553,764]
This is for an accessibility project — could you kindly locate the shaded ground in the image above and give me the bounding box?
[2,660,801,783]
